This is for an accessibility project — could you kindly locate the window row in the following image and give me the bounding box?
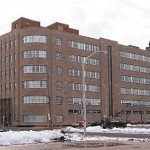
[121,110,150,115]
[1,54,16,64]
[23,65,47,73]
[120,75,150,85]
[121,100,150,107]
[121,88,150,96]
[68,54,100,66]
[68,40,100,52]
[1,68,17,78]
[120,64,150,74]
[24,115,47,122]
[23,35,47,43]
[23,115,63,123]
[23,50,46,58]
[0,39,17,51]
[69,109,101,114]
[68,68,100,79]
[68,97,101,105]
[23,96,49,104]
[68,83,100,92]
[1,82,17,91]
[23,81,47,88]
[120,51,150,62]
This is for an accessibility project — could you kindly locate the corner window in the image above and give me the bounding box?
[23,50,46,58]
[23,35,47,43]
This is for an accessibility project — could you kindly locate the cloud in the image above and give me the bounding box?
[0,0,150,49]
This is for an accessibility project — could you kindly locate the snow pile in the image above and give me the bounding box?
[0,130,63,146]
[64,126,150,134]
[0,126,150,146]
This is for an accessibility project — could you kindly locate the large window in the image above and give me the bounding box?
[120,75,150,85]
[120,64,150,74]
[68,97,101,105]
[24,50,46,58]
[121,100,150,107]
[68,68,100,79]
[23,35,46,43]
[68,40,100,52]
[23,65,47,73]
[120,51,150,63]
[24,115,47,122]
[68,83,100,92]
[121,88,150,96]
[23,96,49,103]
[68,54,100,66]
[23,81,47,88]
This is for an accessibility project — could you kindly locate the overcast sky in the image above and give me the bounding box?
[0,0,150,49]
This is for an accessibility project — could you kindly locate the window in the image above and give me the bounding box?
[68,54,100,66]
[23,35,47,43]
[69,109,81,114]
[68,83,100,92]
[5,56,8,63]
[14,82,17,89]
[56,66,63,75]
[1,58,4,64]
[56,96,63,104]
[23,96,49,103]
[9,40,13,48]
[14,68,16,76]
[55,38,62,46]
[56,115,63,122]
[56,52,62,60]
[23,65,47,73]
[23,81,47,88]
[56,81,63,90]
[10,55,13,62]
[24,50,46,58]
[14,54,16,61]
[68,68,100,79]
[67,40,100,52]
[14,39,17,46]
[68,97,101,105]
[24,115,47,122]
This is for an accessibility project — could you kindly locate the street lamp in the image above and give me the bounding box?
[82,50,107,138]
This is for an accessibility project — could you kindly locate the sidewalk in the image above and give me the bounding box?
[0,141,150,150]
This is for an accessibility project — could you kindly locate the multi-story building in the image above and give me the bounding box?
[0,17,150,127]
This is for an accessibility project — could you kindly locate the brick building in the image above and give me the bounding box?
[0,17,150,127]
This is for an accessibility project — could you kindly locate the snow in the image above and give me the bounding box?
[64,125,150,134]
[0,125,150,146]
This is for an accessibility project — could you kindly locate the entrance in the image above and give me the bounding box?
[0,98,11,126]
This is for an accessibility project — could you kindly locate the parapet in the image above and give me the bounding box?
[11,17,40,30]
[47,22,79,34]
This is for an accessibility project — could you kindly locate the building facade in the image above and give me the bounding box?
[0,17,150,127]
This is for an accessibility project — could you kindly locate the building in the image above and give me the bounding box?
[0,17,150,127]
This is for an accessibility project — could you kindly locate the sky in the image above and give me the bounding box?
[0,0,150,50]
[0,125,150,146]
